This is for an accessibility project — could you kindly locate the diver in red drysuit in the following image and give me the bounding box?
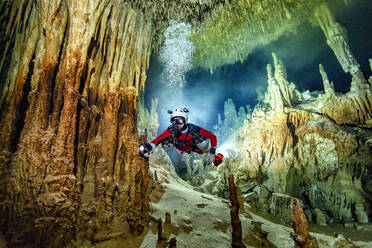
[139,108,223,166]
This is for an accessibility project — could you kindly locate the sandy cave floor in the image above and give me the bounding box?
[138,162,372,248]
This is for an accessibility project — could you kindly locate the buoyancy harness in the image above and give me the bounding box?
[161,124,207,153]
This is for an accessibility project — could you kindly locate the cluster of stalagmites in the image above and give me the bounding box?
[211,52,372,227]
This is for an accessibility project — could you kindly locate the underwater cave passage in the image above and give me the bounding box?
[1,0,372,247]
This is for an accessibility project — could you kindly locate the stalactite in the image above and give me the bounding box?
[190,0,338,71]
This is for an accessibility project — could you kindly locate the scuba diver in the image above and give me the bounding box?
[139,107,224,166]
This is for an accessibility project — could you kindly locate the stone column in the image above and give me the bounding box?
[0,0,153,246]
[314,4,370,92]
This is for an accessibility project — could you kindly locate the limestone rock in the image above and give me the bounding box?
[264,54,303,111]
[137,97,159,140]
[269,193,295,221]
[265,156,293,194]
[315,4,371,92]
[228,174,246,248]
[189,0,352,72]
[253,185,271,211]
[332,234,360,248]
[314,208,327,226]
[214,98,246,143]
[354,203,368,224]
[0,1,154,246]
[226,53,372,224]
[265,64,285,111]
[319,64,335,97]
[291,199,319,248]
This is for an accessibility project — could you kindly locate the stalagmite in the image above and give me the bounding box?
[264,64,284,111]
[157,217,164,241]
[228,174,246,248]
[291,199,319,248]
[319,64,335,96]
[165,212,171,224]
[168,237,177,247]
[264,54,303,111]
[234,51,372,227]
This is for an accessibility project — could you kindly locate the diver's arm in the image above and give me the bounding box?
[199,127,217,164]
[199,128,217,150]
[151,129,172,147]
[139,129,172,158]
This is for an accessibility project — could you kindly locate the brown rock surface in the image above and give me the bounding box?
[228,174,246,248]
[291,198,319,248]
[0,1,154,246]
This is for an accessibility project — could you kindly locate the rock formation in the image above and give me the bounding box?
[219,54,372,226]
[291,198,319,248]
[189,0,356,73]
[313,3,370,92]
[228,174,246,248]
[137,97,159,140]
[319,64,335,97]
[311,66,372,126]
[0,0,224,246]
[213,98,249,144]
[0,1,154,246]
[0,0,370,246]
[264,53,303,110]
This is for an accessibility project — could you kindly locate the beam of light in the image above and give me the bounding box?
[216,131,241,159]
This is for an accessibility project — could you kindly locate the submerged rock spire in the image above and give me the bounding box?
[264,53,302,110]
[319,64,335,97]
[265,64,284,111]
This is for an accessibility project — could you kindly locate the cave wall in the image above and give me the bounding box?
[0,0,153,246]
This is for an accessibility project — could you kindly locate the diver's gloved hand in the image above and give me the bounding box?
[207,147,216,164]
[139,142,156,158]
[207,154,215,164]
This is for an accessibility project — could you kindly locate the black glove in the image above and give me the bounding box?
[139,143,154,158]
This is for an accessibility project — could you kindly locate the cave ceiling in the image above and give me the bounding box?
[129,0,351,73]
